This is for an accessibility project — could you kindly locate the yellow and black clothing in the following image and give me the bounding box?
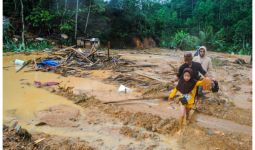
[169,80,205,108]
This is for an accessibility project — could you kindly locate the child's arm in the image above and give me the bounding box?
[168,87,177,101]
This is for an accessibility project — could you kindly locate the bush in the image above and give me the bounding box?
[170,30,198,50]
[159,33,172,48]
[198,26,214,45]
[3,39,53,52]
[59,22,73,34]
[25,7,55,32]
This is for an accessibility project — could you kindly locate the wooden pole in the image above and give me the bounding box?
[84,0,91,34]
[107,41,110,60]
[19,0,25,49]
[74,0,79,40]
[103,95,168,104]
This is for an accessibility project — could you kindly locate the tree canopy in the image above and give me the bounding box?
[3,0,252,54]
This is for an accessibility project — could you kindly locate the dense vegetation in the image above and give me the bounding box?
[3,0,252,54]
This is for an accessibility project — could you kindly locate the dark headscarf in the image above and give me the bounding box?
[176,68,197,94]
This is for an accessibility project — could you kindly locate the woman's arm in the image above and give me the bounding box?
[196,77,211,90]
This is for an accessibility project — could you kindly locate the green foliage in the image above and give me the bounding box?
[3,39,53,52]
[210,29,226,51]
[160,32,172,48]
[25,7,54,29]
[59,22,73,33]
[170,31,198,50]
[198,26,213,45]
[3,0,252,53]
[3,17,11,43]
[3,17,10,31]
[27,40,53,51]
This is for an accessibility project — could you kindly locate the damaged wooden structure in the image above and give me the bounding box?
[23,44,116,77]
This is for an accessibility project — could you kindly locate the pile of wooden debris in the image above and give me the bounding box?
[21,45,123,77]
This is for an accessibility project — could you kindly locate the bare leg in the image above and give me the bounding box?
[178,115,184,130]
[185,108,191,124]
[181,104,187,126]
[177,104,187,135]
[188,108,195,121]
[186,108,190,119]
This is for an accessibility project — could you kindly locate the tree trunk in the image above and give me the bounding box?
[242,36,245,49]
[13,0,17,11]
[64,0,67,13]
[84,0,91,35]
[74,0,79,40]
[56,0,59,14]
[191,0,193,10]
[218,0,221,21]
[19,0,25,49]
[61,0,68,24]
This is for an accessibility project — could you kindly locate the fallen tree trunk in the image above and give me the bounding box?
[103,95,168,104]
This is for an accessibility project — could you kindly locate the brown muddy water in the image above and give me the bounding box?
[3,54,141,123]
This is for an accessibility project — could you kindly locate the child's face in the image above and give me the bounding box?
[183,72,191,81]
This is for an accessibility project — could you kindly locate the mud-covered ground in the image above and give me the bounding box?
[3,48,252,149]
[3,125,94,150]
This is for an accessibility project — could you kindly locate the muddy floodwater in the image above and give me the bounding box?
[3,50,252,149]
[3,54,178,149]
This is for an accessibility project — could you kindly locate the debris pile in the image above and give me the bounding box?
[24,45,125,77]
